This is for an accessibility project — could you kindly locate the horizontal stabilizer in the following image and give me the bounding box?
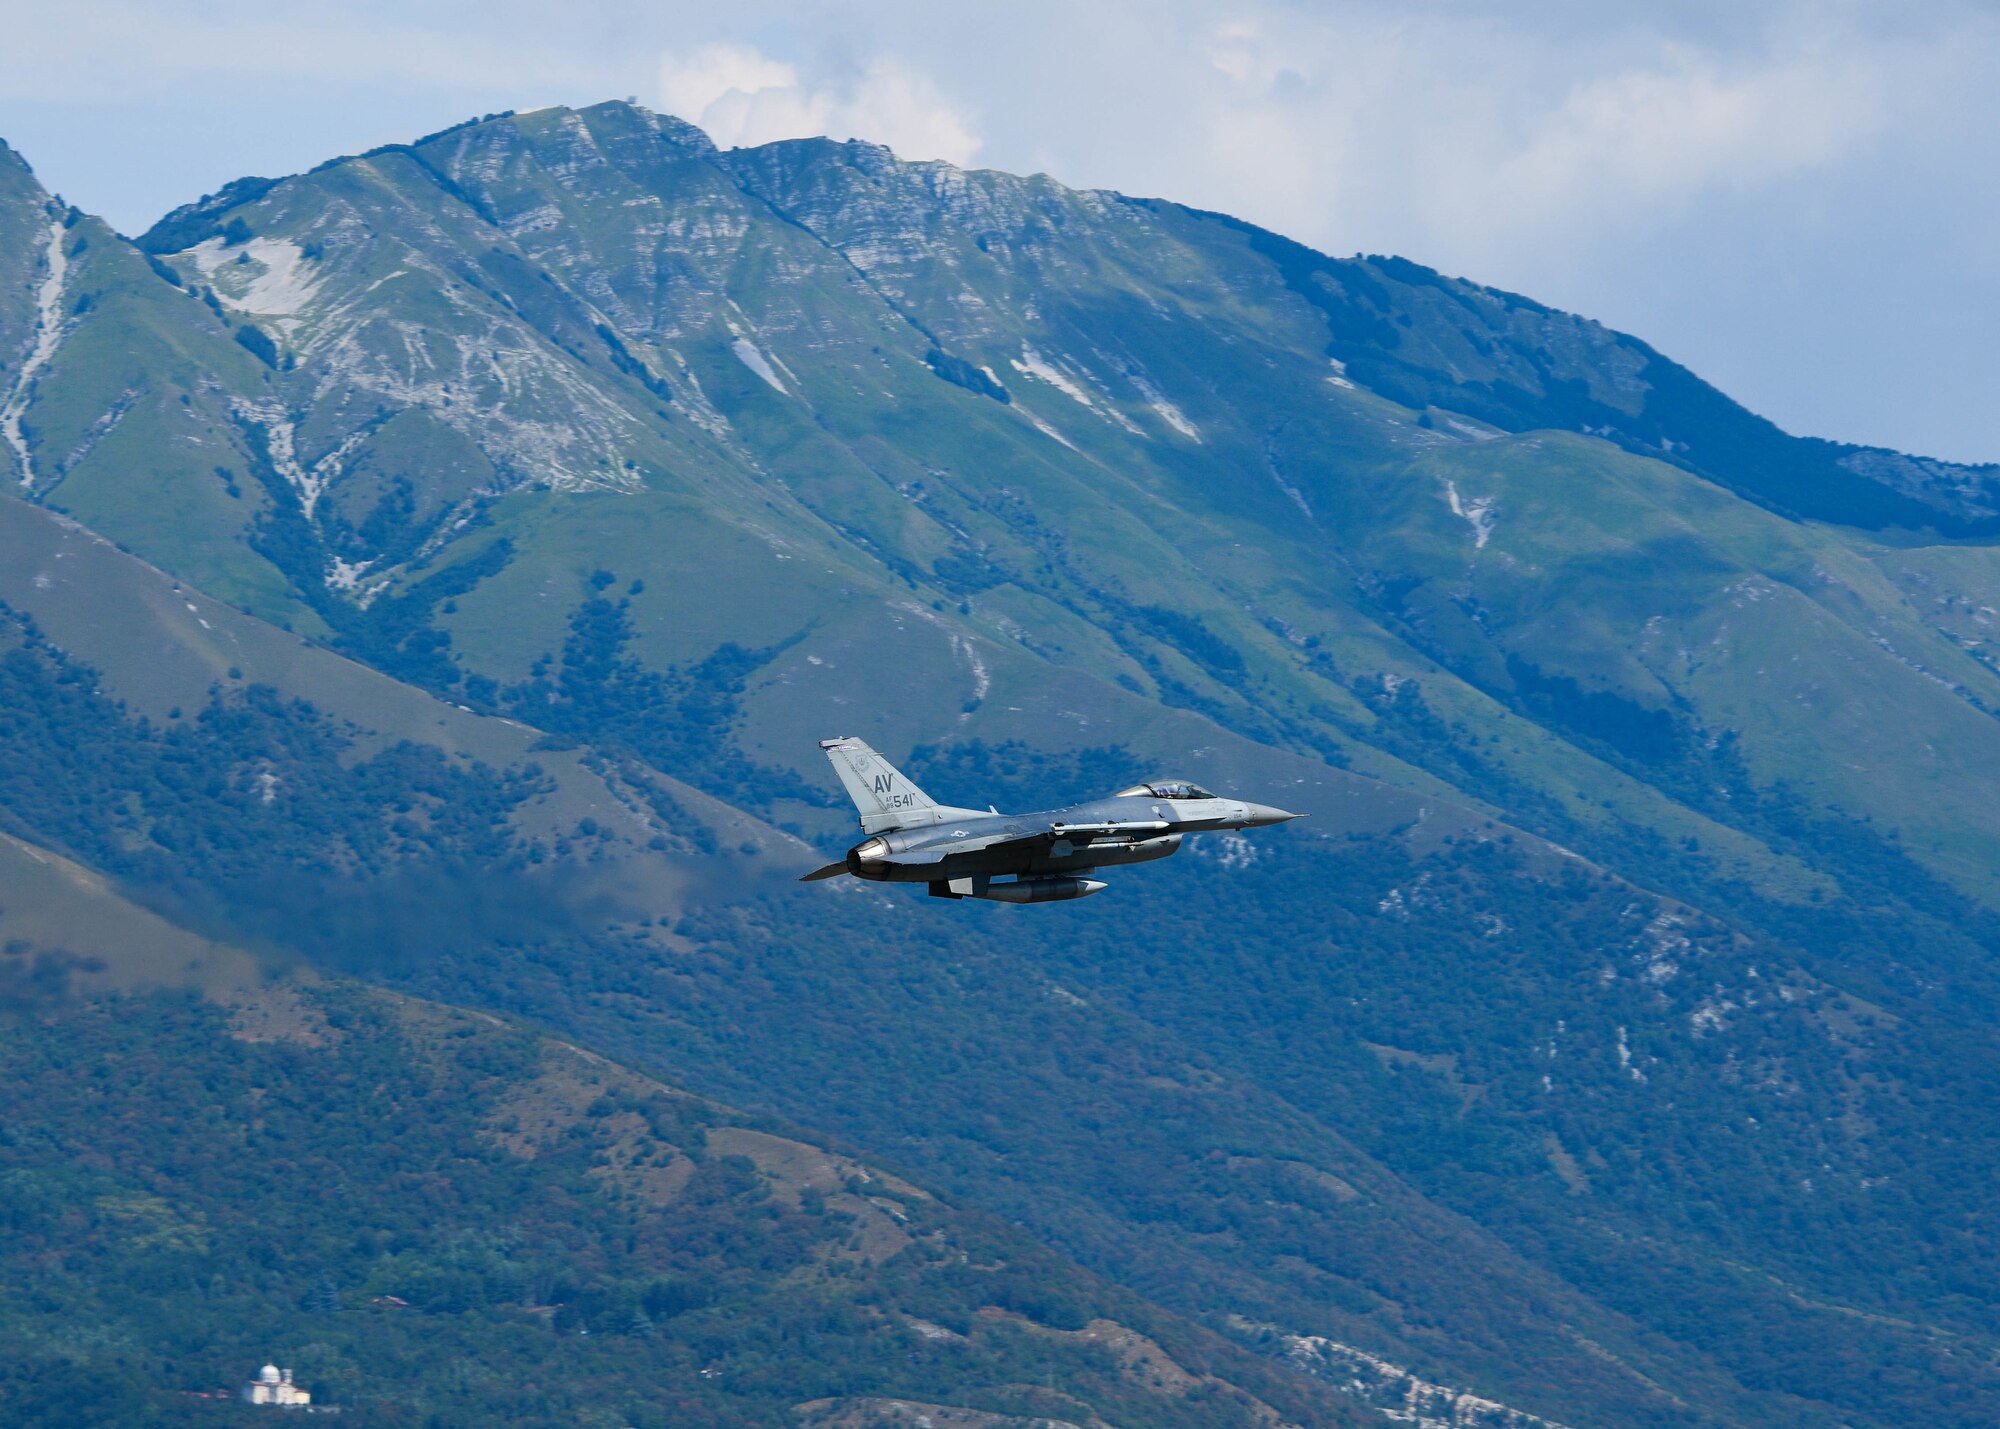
[799,862,850,882]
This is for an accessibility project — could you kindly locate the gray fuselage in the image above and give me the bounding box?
[845,792,1294,885]
[804,737,1300,903]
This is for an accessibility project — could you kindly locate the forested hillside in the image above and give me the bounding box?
[0,909,1345,1427]
[3,105,2000,1427]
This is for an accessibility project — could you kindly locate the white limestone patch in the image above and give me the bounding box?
[664,348,733,439]
[731,336,787,394]
[312,312,647,497]
[1020,406,1077,450]
[1203,833,1259,869]
[326,557,374,591]
[1444,479,1496,549]
[904,1317,965,1342]
[950,632,991,714]
[1378,872,1443,920]
[1267,467,1313,521]
[189,236,325,325]
[1632,910,1690,984]
[1691,993,1736,1035]
[893,601,994,713]
[1616,1026,1647,1082]
[1010,345,1146,435]
[1127,370,1200,441]
[503,202,568,237]
[1276,1324,1578,1429]
[1010,344,1096,411]
[1325,356,1356,390]
[3,214,72,487]
[231,399,337,519]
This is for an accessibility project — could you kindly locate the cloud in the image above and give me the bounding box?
[659,42,798,122]
[1084,6,1908,267]
[1425,39,1893,247]
[0,0,1993,456]
[657,42,981,165]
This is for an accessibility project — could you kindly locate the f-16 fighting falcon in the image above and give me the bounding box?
[800,737,1302,903]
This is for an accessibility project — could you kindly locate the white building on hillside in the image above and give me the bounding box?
[242,1363,311,1406]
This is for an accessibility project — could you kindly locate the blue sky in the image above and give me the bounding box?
[2,0,1993,463]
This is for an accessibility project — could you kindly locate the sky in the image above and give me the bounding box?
[1,0,1994,464]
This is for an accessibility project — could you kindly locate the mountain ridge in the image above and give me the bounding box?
[5,101,2000,1428]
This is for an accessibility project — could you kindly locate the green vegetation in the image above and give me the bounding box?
[0,978,1343,1427]
[390,797,2000,1429]
[4,100,2000,1429]
[497,590,827,811]
[0,605,540,952]
[1185,207,2000,533]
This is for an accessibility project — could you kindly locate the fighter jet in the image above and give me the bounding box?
[801,736,1301,903]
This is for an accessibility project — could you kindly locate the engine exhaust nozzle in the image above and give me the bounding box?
[847,836,892,880]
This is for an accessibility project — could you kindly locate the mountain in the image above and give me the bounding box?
[56,102,2000,906]
[3,104,2000,1428]
[0,844,1350,1429]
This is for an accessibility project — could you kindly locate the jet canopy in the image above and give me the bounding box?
[1115,780,1218,800]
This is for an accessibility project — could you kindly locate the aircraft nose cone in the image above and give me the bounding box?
[1244,803,1302,828]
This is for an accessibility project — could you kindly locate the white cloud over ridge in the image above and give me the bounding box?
[1089,7,1919,268]
[659,42,980,165]
[0,0,1993,459]
[1501,42,1885,209]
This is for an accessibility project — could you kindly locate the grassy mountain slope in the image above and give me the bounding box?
[0,146,314,622]
[1143,206,2000,534]
[0,141,48,375]
[0,828,264,1003]
[0,844,1353,1429]
[3,105,2000,1428]
[3,487,1998,1427]
[409,823,2000,1429]
[717,132,2000,904]
[44,101,1982,917]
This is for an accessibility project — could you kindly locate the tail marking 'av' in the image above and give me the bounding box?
[818,737,984,834]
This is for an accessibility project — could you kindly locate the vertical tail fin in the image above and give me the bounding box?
[819,737,970,833]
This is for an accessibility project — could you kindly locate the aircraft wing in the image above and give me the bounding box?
[888,822,1167,861]
[800,821,1170,881]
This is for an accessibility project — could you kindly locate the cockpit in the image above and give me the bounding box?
[1114,780,1218,801]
